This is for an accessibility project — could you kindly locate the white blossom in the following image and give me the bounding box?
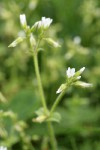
[66,67,86,78]
[20,14,27,28]
[66,67,75,78]
[34,17,53,29]
[0,146,7,150]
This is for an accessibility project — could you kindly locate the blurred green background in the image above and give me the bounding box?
[0,0,100,149]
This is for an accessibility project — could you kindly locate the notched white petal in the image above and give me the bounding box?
[66,67,75,78]
[32,17,53,30]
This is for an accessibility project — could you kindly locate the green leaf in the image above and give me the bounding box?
[7,90,40,120]
[47,112,61,123]
[35,107,44,116]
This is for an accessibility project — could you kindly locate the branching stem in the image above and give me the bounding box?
[32,41,57,150]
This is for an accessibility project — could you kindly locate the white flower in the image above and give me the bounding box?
[20,14,27,28]
[66,67,75,78]
[0,146,7,150]
[34,17,53,29]
[66,67,86,79]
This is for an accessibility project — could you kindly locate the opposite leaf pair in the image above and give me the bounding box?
[33,108,61,123]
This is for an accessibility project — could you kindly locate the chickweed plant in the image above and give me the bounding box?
[8,14,92,150]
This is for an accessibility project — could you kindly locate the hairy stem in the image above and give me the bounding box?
[50,91,65,114]
[33,48,57,150]
[47,122,57,150]
[33,53,48,113]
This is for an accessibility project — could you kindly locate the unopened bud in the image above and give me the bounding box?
[32,115,47,123]
[8,37,25,47]
[20,14,27,29]
[79,67,85,74]
[56,83,66,94]
[44,38,61,48]
[75,81,93,88]
[30,34,36,47]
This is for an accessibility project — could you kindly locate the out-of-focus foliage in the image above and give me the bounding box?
[0,0,100,149]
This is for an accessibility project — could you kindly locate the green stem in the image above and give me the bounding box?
[70,136,77,150]
[47,122,57,150]
[50,91,65,114]
[32,46,57,150]
[33,53,48,113]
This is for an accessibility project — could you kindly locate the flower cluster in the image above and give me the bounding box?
[8,14,60,49]
[56,67,92,94]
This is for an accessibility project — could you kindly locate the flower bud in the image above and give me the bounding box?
[75,81,93,88]
[30,34,36,47]
[32,115,47,123]
[44,38,61,48]
[8,37,25,47]
[20,14,27,30]
[56,83,66,94]
[74,67,85,78]
[79,67,85,74]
